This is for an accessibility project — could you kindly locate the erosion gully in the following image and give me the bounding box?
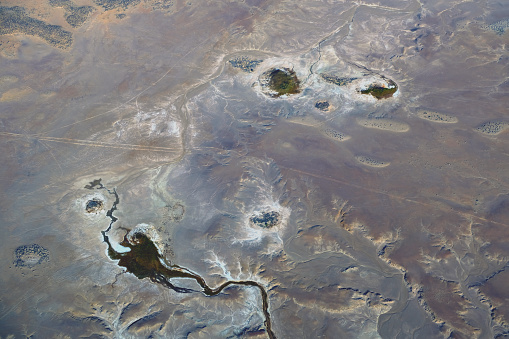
[86,180,276,339]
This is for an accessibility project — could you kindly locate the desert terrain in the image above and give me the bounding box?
[1,0,509,338]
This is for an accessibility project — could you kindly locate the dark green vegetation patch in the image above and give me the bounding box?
[86,199,104,213]
[66,6,94,28]
[267,68,300,97]
[315,100,330,111]
[14,244,49,268]
[360,81,398,99]
[49,0,72,7]
[250,211,280,228]
[229,56,263,73]
[148,0,174,12]
[49,0,94,27]
[321,74,357,86]
[0,6,72,48]
[475,121,508,135]
[479,19,509,35]
[94,0,141,11]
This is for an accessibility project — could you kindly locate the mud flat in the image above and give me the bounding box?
[416,110,458,123]
[357,118,410,132]
[355,155,390,168]
[321,128,350,141]
[475,121,509,135]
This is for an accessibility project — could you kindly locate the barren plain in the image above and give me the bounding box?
[1,0,509,338]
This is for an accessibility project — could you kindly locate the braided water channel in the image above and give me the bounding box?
[88,181,276,339]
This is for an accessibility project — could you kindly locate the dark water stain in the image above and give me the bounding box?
[90,181,276,339]
[84,178,104,190]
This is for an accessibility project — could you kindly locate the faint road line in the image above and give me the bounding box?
[280,165,509,228]
[0,131,181,153]
[37,13,258,137]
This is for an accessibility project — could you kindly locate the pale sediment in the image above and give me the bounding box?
[321,128,351,141]
[0,87,34,102]
[357,118,410,132]
[475,121,509,135]
[355,155,390,168]
[416,110,458,123]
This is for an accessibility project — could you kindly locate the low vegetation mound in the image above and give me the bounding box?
[475,121,509,135]
[14,244,49,268]
[315,101,330,111]
[321,74,357,86]
[265,68,300,97]
[360,80,398,99]
[93,0,141,11]
[229,56,263,73]
[250,211,280,228]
